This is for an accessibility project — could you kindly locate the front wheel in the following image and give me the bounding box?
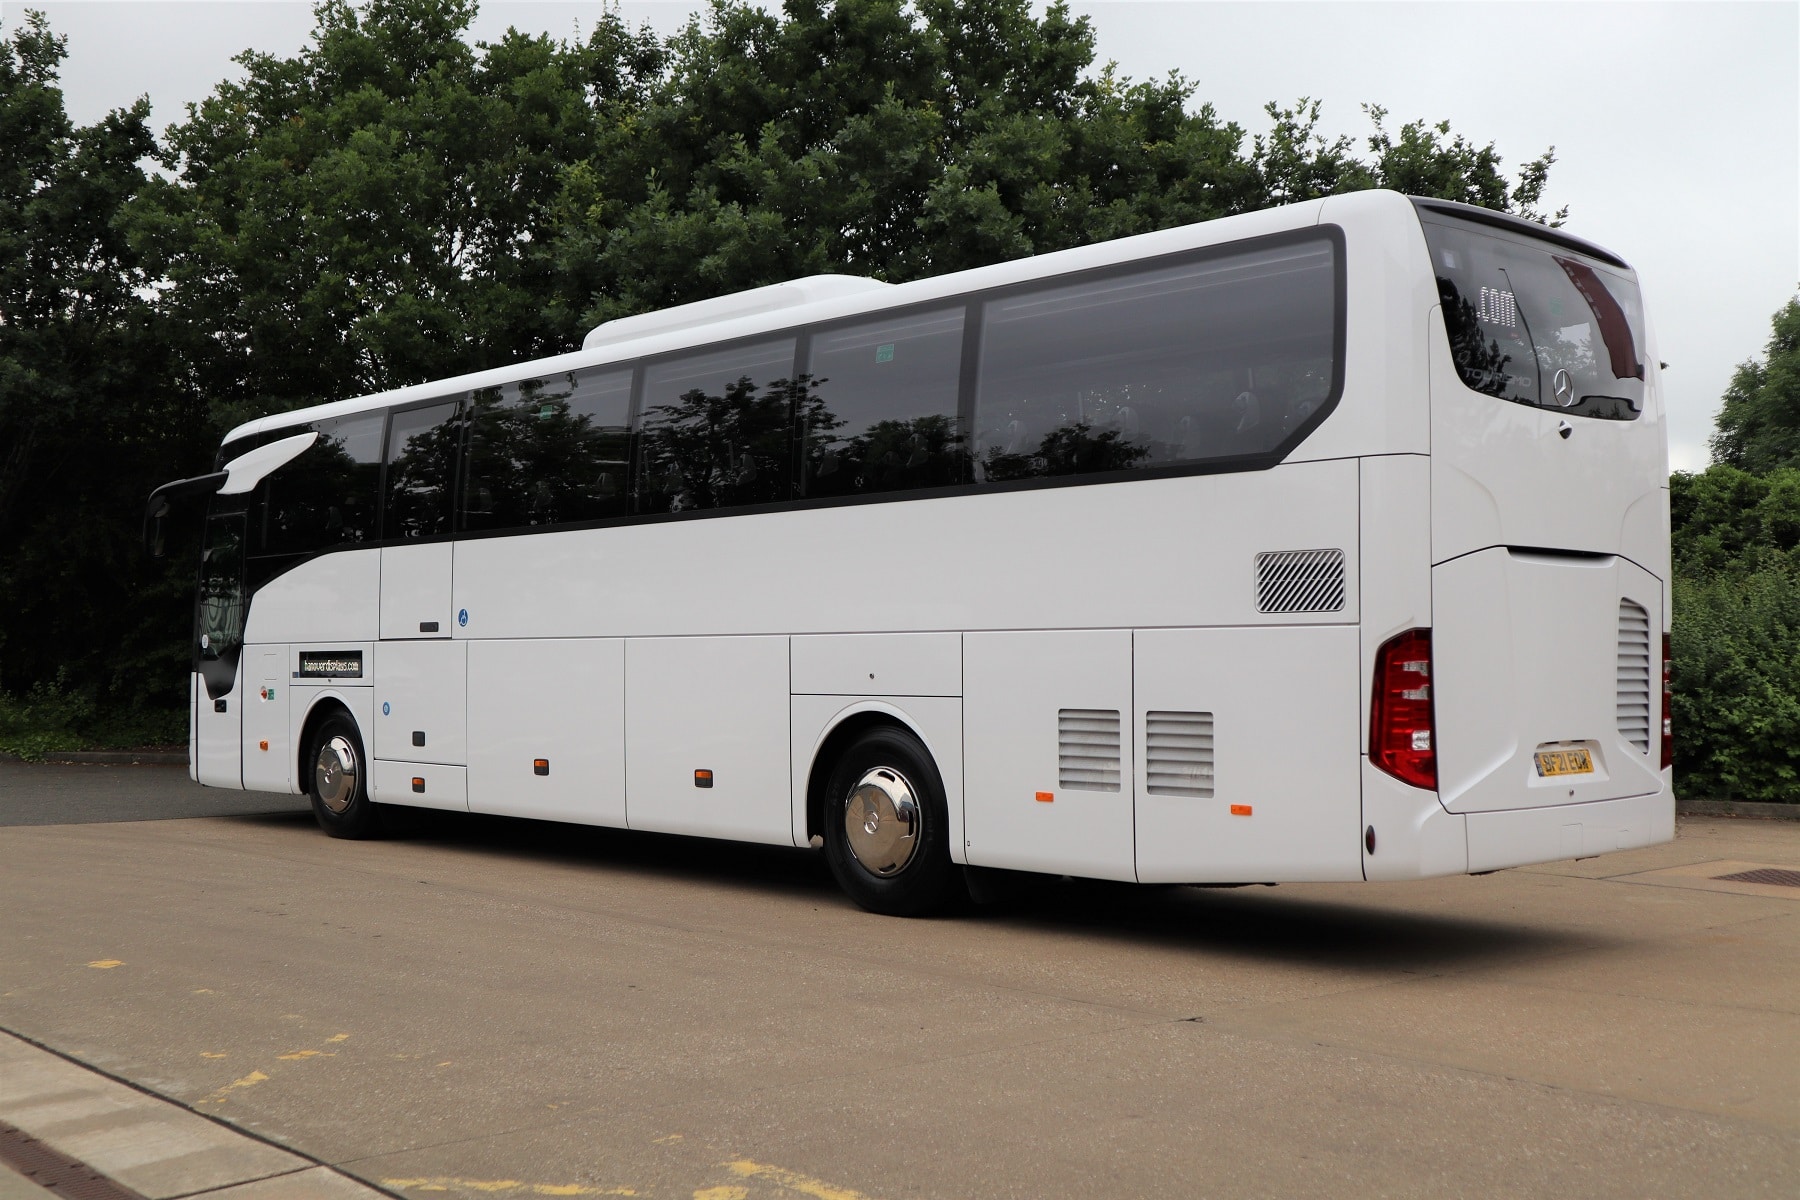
[307,712,380,839]
[822,726,957,916]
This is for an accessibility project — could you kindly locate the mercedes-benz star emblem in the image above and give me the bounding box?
[1553,368,1576,407]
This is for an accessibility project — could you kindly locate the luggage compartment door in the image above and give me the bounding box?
[963,630,1135,881]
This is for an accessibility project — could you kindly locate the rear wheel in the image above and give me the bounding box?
[308,712,380,839]
[822,726,956,916]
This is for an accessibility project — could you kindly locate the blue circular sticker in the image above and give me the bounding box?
[381,701,391,716]
[458,608,469,628]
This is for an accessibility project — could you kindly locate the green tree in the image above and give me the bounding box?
[1670,295,1800,800]
[1710,296,1800,474]
[549,0,1562,324]
[0,10,202,723]
[1,0,1573,730]
[132,0,664,433]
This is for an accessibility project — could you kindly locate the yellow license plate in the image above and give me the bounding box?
[1534,748,1594,777]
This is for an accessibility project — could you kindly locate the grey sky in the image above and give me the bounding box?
[11,0,1797,472]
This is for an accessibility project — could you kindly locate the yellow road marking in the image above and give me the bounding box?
[723,1160,876,1200]
[278,1049,330,1060]
[201,1052,227,1059]
[694,1189,748,1200]
[654,1134,684,1144]
[198,1070,268,1105]
[328,1032,350,1042]
[87,960,123,969]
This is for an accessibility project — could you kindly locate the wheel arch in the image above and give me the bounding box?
[803,701,950,848]
[296,692,362,790]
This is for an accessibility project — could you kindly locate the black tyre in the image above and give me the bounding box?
[307,712,380,839]
[822,726,957,916]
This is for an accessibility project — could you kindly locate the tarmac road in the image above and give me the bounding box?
[0,759,1795,1198]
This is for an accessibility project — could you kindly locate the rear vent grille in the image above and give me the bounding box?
[1145,711,1215,797]
[1256,549,1345,613]
[1617,599,1652,754]
[1058,709,1121,792]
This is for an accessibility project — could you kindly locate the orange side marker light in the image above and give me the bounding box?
[1035,791,1054,803]
[1229,804,1253,816]
[258,740,269,752]
[694,769,713,789]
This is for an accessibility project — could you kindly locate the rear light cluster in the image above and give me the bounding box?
[1661,632,1673,770]
[1371,628,1436,790]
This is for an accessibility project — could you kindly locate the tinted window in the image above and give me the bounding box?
[463,368,632,531]
[973,237,1338,483]
[636,339,797,513]
[1422,217,1645,421]
[383,400,462,539]
[801,308,966,498]
[261,411,385,557]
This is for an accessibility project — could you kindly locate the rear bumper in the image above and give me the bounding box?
[1464,780,1675,873]
[1361,761,1674,879]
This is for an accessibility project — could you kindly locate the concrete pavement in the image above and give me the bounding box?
[0,760,1795,1197]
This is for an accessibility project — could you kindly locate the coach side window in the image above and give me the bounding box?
[383,398,462,540]
[973,236,1338,483]
[462,368,632,531]
[636,338,798,514]
[261,411,385,556]
[800,307,966,498]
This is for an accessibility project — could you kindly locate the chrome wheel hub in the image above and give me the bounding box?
[843,766,920,877]
[315,735,359,814]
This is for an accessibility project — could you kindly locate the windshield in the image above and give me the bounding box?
[1420,215,1646,421]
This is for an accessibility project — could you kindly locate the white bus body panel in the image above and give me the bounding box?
[963,630,1135,880]
[452,460,1360,639]
[791,633,961,697]
[1465,790,1674,873]
[1302,192,1435,466]
[371,759,467,810]
[1434,549,1664,814]
[1135,626,1363,883]
[467,638,626,827]
[187,675,199,782]
[241,645,291,792]
[242,550,380,644]
[789,695,965,861]
[1357,453,1433,748]
[624,636,793,845]
[193,672,242,789]
[381,542,454,640]
[372,640,467,766]
[1360,761,1468,881]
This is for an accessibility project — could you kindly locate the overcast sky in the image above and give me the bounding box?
[11,0,1798,472]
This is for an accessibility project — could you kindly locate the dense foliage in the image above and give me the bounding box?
[2,0,1564,743]
[1671,299,1800,801]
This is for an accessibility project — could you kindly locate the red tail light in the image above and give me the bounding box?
[1371,629,1436,790]
[1661,632,1673,770]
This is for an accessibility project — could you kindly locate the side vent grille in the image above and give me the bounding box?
[1617,599,1652,754]
[1145,711,1215,797]
[1058,709,1121,792]
[1256,549,1346,613]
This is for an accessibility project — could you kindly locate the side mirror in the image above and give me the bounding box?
[142,471,228,557]
[146,496,171,558]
